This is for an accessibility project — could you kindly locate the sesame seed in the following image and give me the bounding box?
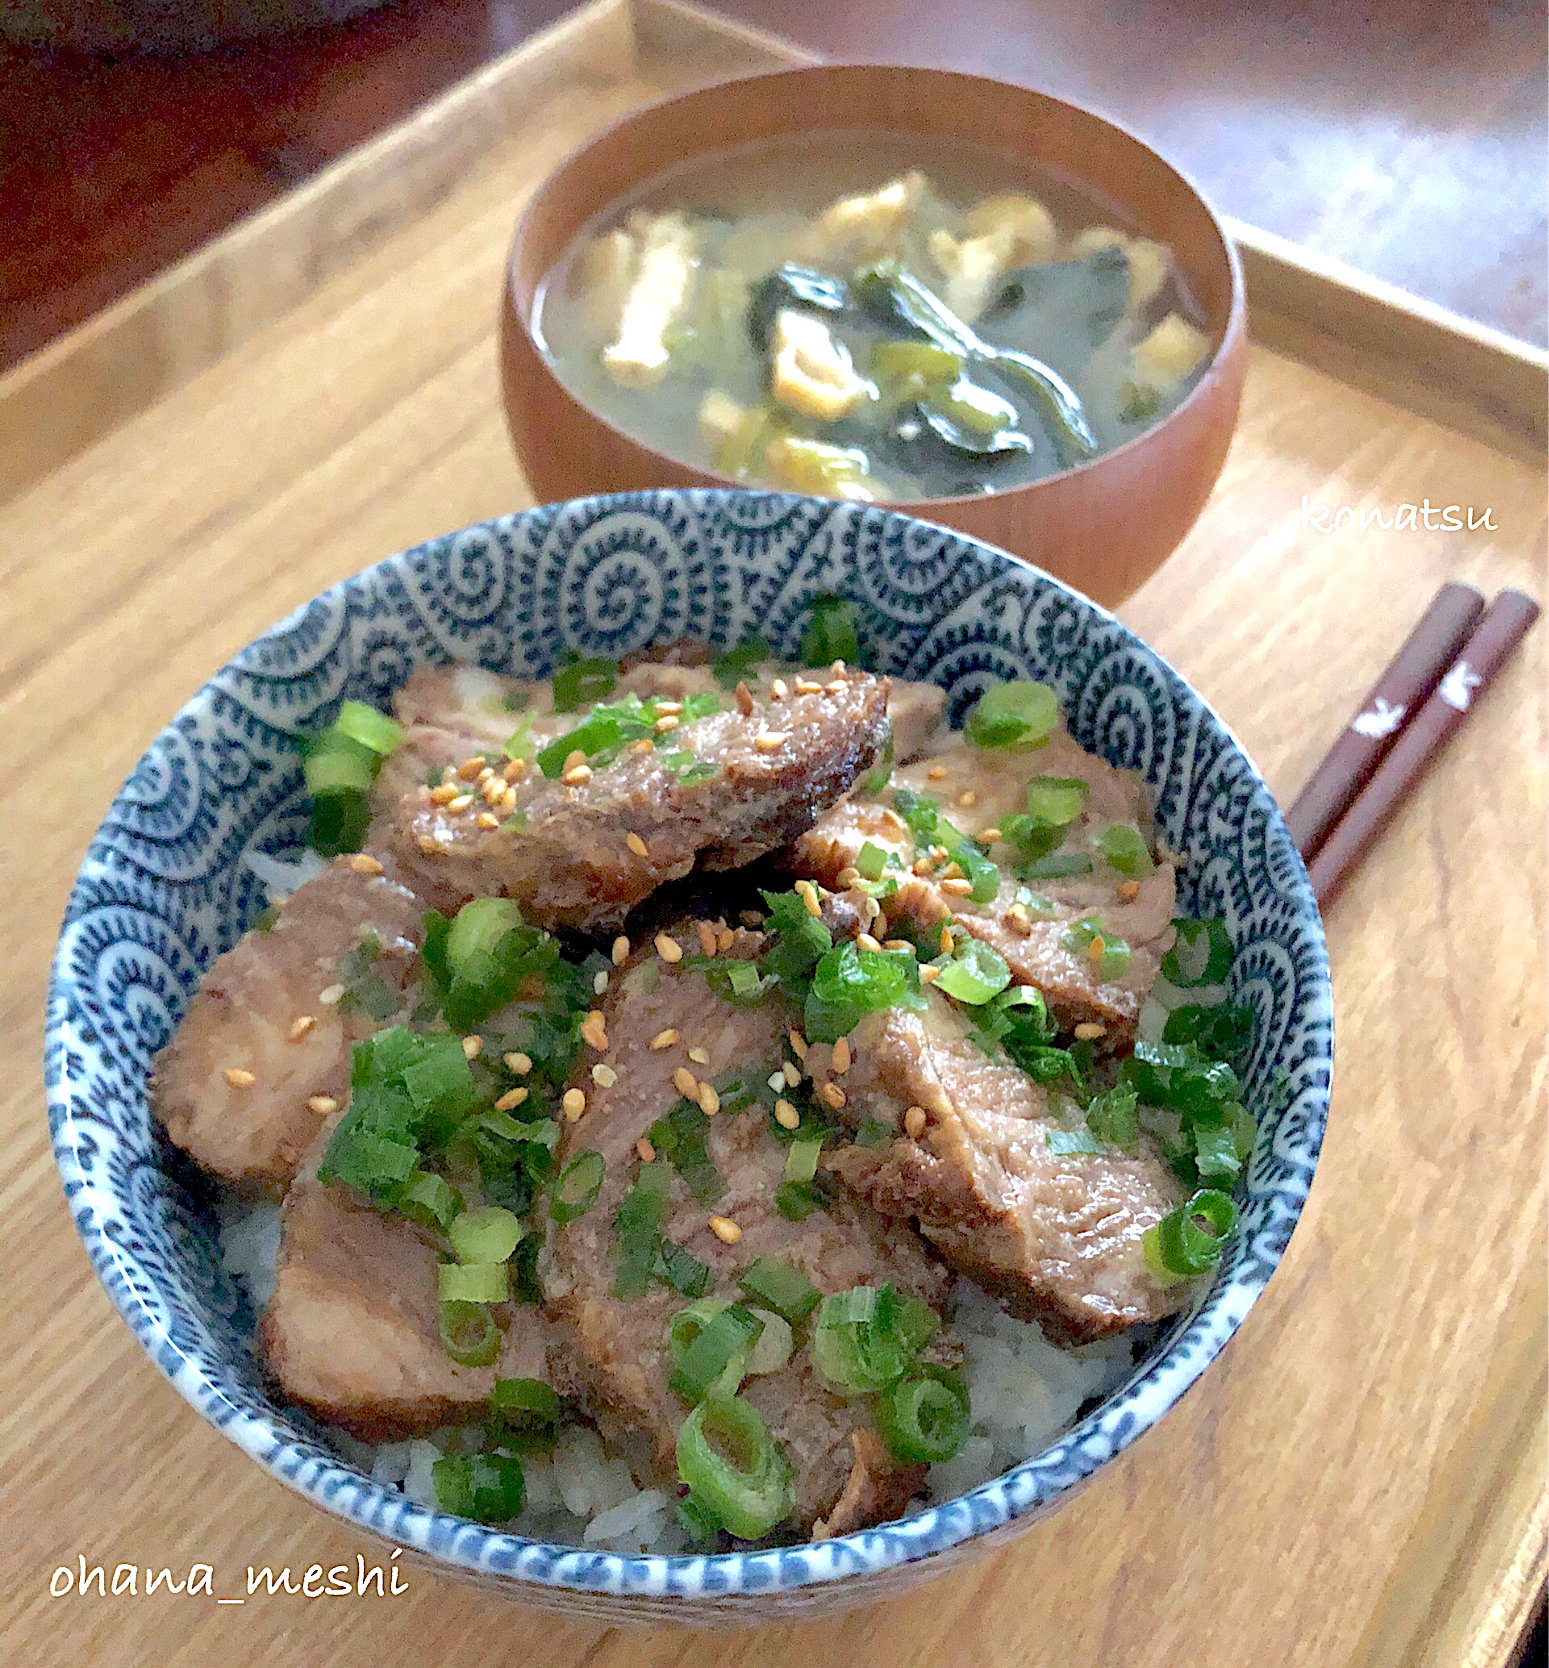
[789,1030,808,1060]
[562,1089,587,1121]
[612,935,630,966]
[771,677,789,700]
[562,763,592,785]
[696,921,717,957]
[625,831,650,859]
[448,793,475,812]
[979,827,1002,845]
[939,925,955,955]
[308,1095,338,1115]
[494,1086,529,1111]
[505,1053,533,1076]
[636,1137,656,1162]
[457,757,484,780]
[656,700,684,716]
[782,1061,801,1088]
[594,970,609,995]
[716,925,735,953]
[482,776,504,803]
[288,1015,316,1041]
[927,765,947,781]
[919,964,941,984]
[769,1071,787,1093]
[826,680,847,694]
[912,857,935,877]
[832,1037,852,1074]
[795,880,822,918]
[477,765,495,784]
[318,983,345,1006]
[941,877,973,896]
[348,853,384,876]
[754,731,789,753]
[699,1083,721,1116]
[1087,936,1107,964]
[429,782,459,805]
[462,1036,482,1059]
[956,789,978,809]
[593,1063,618,1089]
[581,1011,609,1051]
[883,939,912,953]
[650,1029,680,1051]
[1117,879,1142,902]
[709,1216,742,1245]
[673,1067,700,1100]
[630,738,655,755]
[417,835,442,854]
[836,866,862,888]
[735,681,756,717]
[476,812,500,829]
[856,932,883,954]
[224,1067,255,1089]
[774,1099,801,1130]
[655,932,683,964]
[830,660,846,676]
[818,1081,846,1110]
[563,749,586,771]
[904,1106,928,1139]
[1008,903,1032,929]
[940,860,965,881]
[1074,1022,1107,1040]
[794,678,822,696]
[654,714,680,734]
[678,1050,706,1072]
[504,757,528,782]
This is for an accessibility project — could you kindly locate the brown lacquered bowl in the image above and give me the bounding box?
[500,65,1247,608]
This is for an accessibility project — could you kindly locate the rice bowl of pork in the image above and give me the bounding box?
[46,489,1331,1621]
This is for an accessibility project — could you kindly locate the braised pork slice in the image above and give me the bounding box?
[817,993,1190,1344]
[542,931,953,1536]
[261,1172,559,1439]
[389,672,889,931]
[151,857,424,1189]
[792,728,1176,1043]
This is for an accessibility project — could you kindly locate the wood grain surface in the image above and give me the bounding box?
[2,6,1545,1666]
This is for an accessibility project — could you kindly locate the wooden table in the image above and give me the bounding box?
[1,4,1545,1664]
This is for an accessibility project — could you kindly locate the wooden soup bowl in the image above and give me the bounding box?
[500,65,1247,608]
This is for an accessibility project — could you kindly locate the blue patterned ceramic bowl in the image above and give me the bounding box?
[46,490,1331,1622]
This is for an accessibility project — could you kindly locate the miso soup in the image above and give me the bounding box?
[533,130,1214,503]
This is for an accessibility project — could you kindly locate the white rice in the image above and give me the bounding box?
[218,1194,1132,1549]
[243,846,328,902]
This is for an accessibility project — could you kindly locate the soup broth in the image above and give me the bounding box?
[535,129,1214,502]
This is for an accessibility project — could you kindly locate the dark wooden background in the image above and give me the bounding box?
[1,0,1545,371]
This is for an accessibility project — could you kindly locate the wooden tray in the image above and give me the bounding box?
[2,3,1543,1664]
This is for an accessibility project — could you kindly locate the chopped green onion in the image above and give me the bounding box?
[1143,1188,1238,1281]
[399,1169,462,1232]
[1062,917,1131,980]
[875,1366,970,1463]
[932,937,1012,1005]
[447,897,524,974]
[316,1123,419,1201]
[758,888,833,990]
[713,635,771,687]
[1191,1117,1243,1185]
[1024,775,1090,826]
[1046,1126,1101,1155]
[303,739,376,797]
[1020,851,1093,879]
[675,1395,794,1540]
[744,1309,793,1376]
[654,1240,714,1298]
[1161,918,1234,986]
[855,841,891,882]
[675,1491,724,1541]
[737,1257,821,1323]
[552,653,618,712]
[1094,822,1155,877]
[490,1377,560,1428]
[951,836,1003,903]
[333,699,405,757]
[774,1180,825,1221]
[783,1137,822,1185]
[963,680,1059,751]
[1085,1082,1140,1148]
[647,1100,725,1204]
[668,1302,761,1402]
[860,730,896,796]
[853,1117,894,1148]
[549,1150,605,1225]
[801,594,862,668]
[804,939,916,1044]
[432,1453,525,1522]
[612,1162,672,1300]
[1163,1001,1255,1060]
[438,1300,502,1367]
[811,1284,938,1393]
[439,1260,510,1304]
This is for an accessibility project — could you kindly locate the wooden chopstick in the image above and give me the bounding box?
[1284,581,1486,861]
[1305,589,1540,907]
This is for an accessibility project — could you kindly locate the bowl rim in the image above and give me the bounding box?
[504,61,1249,512]
[46,489,1330,1604]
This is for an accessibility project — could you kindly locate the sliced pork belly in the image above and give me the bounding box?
[542,931,952,1536]
[261,1172,560,1439]
[792,728,1176,1043]
[816,993,1190,1345]
[388,672,889,931]
[151,856,425,1189]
